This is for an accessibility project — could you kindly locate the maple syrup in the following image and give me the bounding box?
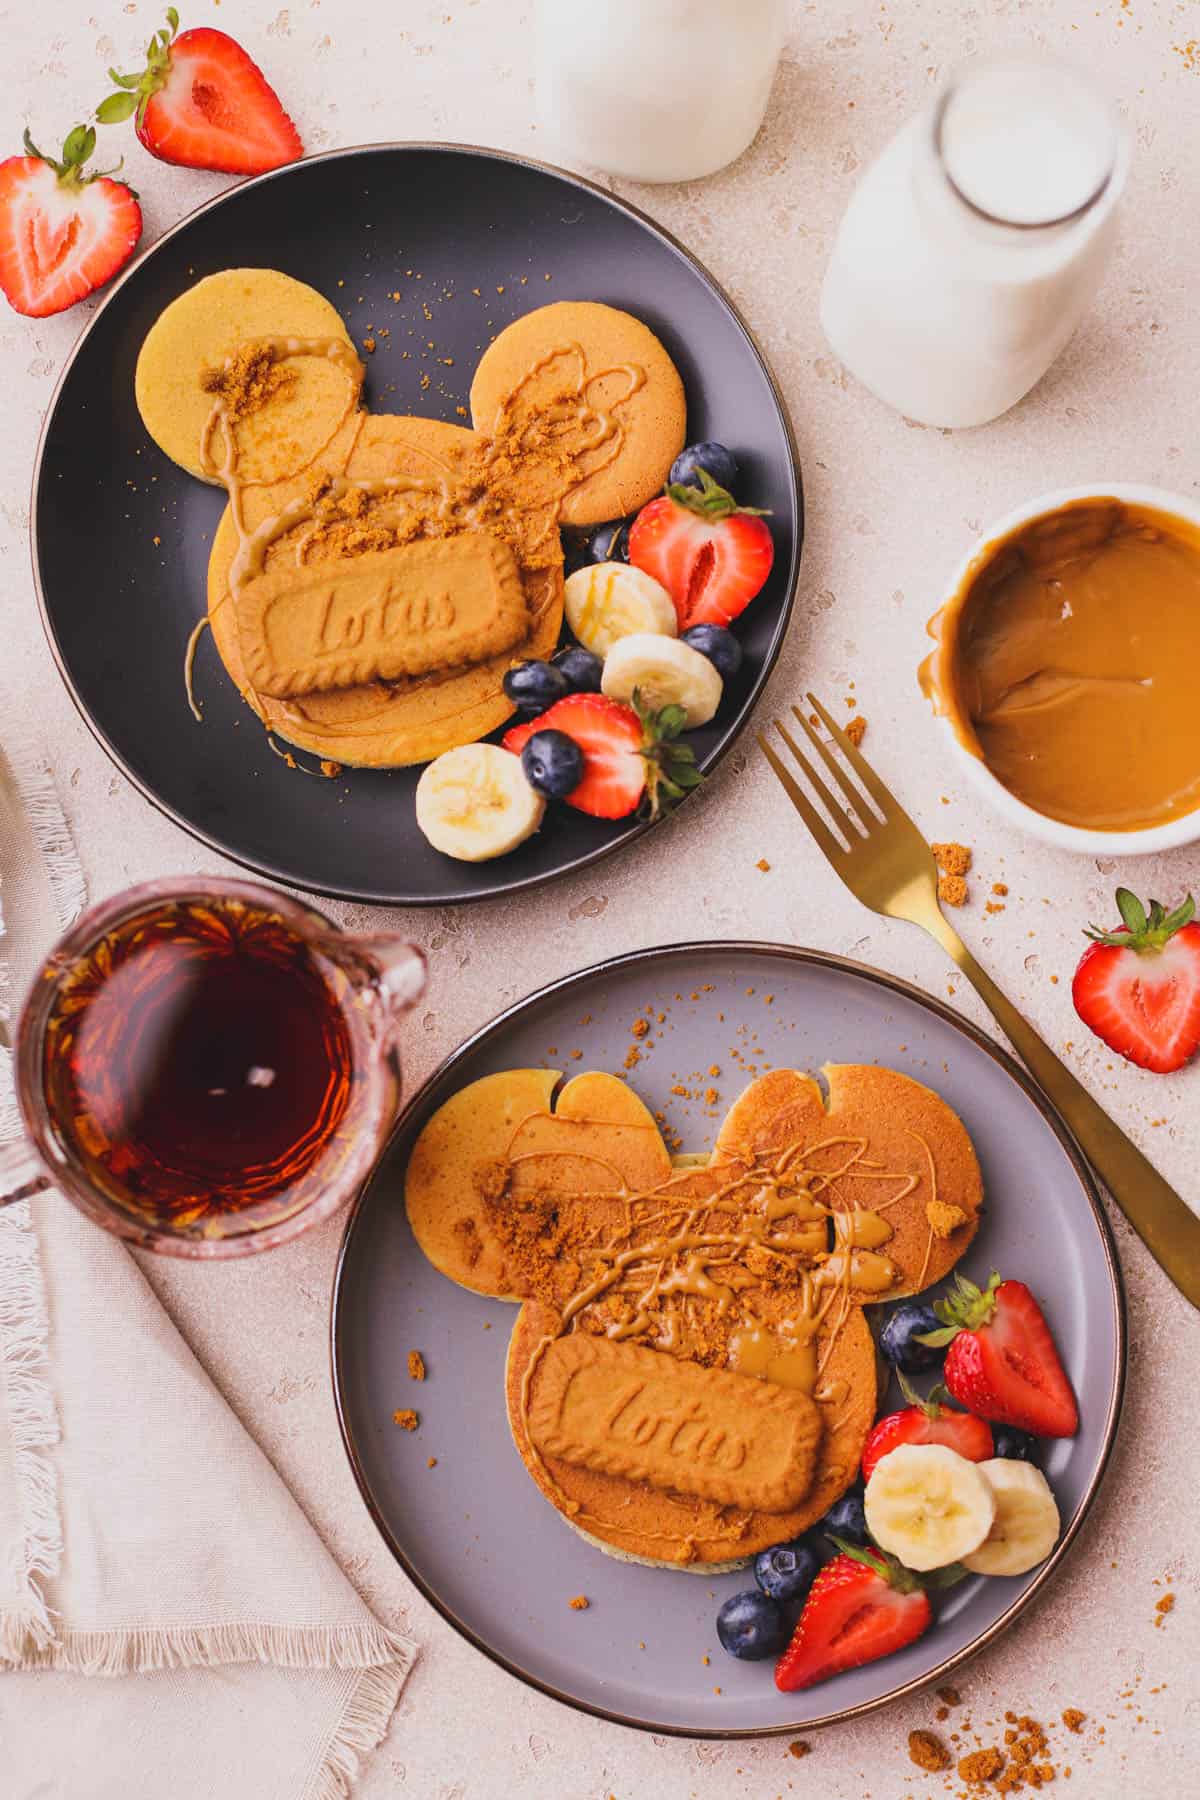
[41,895,355,1235]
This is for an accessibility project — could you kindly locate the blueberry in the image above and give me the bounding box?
[520,729,584,800]
[554,645,604,694]
[670,440,739,493]
[819,1488,870,1547]
[585,519,631,564]
[681,624,744,682]
[753,1536,820,1604]
[879,1301,943,1374]
[715,1589,789,1661]
[991,1424,1040,1463]
[502,660,569,714]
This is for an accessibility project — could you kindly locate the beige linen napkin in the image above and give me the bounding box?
[0,726,416,1799]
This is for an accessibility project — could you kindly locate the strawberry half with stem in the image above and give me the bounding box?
[1071,888,1200,1074]
[0,125,141,318]
[503,691,701,820]
[775,1537,964,1692]
[628,467,774,631]
[97,9,303,176]
[919,1272,1079,1438]
[859,1372,993,1482]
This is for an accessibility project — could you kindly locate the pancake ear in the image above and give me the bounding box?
[404,1068,562,1299]
[507,1071,673,1193]
[711,1068,826,1166]
[820,1064,983,1298]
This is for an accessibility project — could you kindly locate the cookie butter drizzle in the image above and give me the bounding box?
[508,1132,920,1554]
[191,335,647,743]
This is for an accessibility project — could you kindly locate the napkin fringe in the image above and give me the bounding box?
[309,1661,413,1800]
[0,1202,63,1663]
[0,723,88,949]
[15,1617,416,1678]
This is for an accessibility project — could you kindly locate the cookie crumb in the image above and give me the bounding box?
[932,840,972,876]
[704,1087,719,1105]
[568,1594,589,1611]
[788,1740,811,1759]
[958,1747,1004,1783]
[1154,1592,1175,1626]
[426,1456,437,1469]
[392,1409,419,1431]
[938,873,968,908]
[631,1017,650,1039]
[908,1729,951,1772]
[1061,1709,1087,1733]
[926,1199,968,1238]
[937,1686,962,1707]
[992,881,1009,896]
[407,1350,426,1382]
[756,857,771,872]
[845,714,867,747]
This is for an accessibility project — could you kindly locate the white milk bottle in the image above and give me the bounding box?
[534,0,787,185]
[819,57,1129,429]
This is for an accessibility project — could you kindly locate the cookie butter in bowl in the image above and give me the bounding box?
[921,484,1200,852]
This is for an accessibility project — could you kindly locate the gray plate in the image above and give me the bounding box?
[331,944,1124,1735]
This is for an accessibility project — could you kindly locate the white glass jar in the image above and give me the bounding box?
[534,0,787,185]
[819,57,1129,429]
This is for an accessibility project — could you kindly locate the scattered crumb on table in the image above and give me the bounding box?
[392,1409,419,1431]
[407,1350,426,1382]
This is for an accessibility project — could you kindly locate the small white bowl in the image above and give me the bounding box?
[924,482,1200,856]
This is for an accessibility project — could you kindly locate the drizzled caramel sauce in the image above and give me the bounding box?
[505,1129,916,1548]
[192,334,650,746]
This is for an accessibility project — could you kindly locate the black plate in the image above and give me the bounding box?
[33,144,802,906]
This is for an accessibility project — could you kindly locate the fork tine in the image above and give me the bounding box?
[756,732,847,864]
[790,704,880,824]
[806,691,897,818]
[773,718,864,841]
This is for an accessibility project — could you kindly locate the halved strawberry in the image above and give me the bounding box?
[775,1540,934,1692]
[920,1273,1079,1438]
[98,9,302,176]
[1072,889,1200,1074]
[502,692,700,820]
[860,1374,993,1483]
[628,468,774,631]
[0,127,141,318]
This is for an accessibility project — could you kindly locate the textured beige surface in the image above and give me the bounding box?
[2,2,1198,1794]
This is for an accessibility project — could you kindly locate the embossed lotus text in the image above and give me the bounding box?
[526,1335,822,1512]
[236,532,530,699]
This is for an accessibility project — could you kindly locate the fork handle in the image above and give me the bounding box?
[924,910,1200,1309]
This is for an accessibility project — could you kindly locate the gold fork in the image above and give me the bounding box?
[759,692,1200,1310]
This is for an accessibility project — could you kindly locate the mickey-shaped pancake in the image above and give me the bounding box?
[405,1064,982,1568]
[135,271,687,767]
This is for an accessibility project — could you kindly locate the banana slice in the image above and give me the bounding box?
[564,562,677,655]
[415,744,545,862]
[864,1443,995,1571]
[962,1459,1060,1577]
[601,633,723,727]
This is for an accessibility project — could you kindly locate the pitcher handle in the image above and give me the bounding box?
[0,1135,52,1208]
[347,936,427,1039]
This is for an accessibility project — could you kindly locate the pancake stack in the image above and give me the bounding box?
[134,271,686,767]
[406,1064,982,1569]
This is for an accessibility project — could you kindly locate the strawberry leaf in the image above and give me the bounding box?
[1116,887,1147,935]
[915,1324,960,1348]
[97,92,138,125]
[665,465,771,521]
[922,1561,970,1590]
[1085,888,1196,952]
